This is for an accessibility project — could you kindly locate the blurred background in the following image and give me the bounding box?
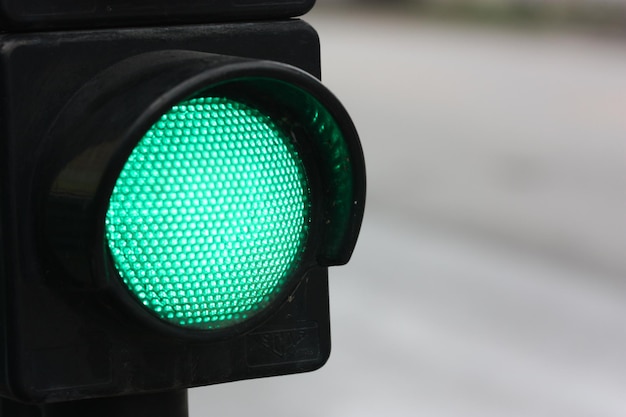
[190,1,626,416]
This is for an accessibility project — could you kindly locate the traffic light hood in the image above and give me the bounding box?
[42,50,365,334]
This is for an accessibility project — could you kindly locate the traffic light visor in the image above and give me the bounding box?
[44,52,365,334]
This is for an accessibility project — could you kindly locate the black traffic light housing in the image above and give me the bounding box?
[0,0,365,411]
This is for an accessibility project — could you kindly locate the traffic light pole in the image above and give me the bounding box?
[0,390,188,417]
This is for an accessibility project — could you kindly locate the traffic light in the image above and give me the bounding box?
[0,0,365,409]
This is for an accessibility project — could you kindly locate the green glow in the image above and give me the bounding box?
[105,97,309,330]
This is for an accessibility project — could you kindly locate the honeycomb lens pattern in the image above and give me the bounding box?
[105,96,309,330]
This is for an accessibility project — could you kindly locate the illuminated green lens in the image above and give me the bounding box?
[105,96,309,330]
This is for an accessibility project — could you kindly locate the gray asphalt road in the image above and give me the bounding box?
[190,10,626,417]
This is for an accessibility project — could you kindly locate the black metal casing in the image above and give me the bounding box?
[0,0,316,30]
[0,21,340,404]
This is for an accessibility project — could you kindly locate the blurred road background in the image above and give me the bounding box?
[190,1,626,416]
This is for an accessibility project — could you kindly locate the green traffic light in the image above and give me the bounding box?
[105,96,310,330]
